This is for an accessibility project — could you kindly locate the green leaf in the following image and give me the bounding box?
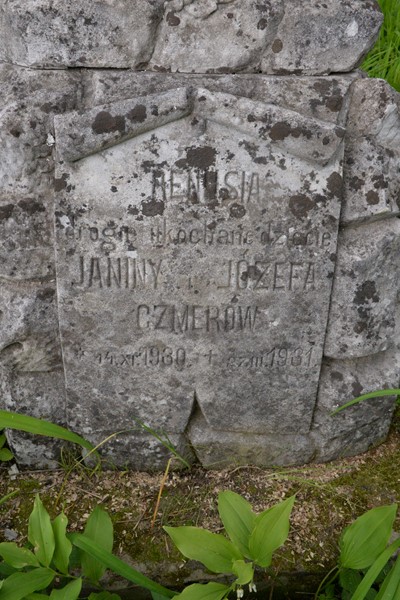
[24,595,50,600]
[248,495,295,567]
[375,554,400,600]
[89,593,121,600]
[80,506,113,583]
[0,567,54,600]
[174,583,230,600]
[52,513,72,575]
[340,505,397,570]
[339,568,362,593]
[0,433,6,448]
[0,449,13,462]
[151,593,171,600]
[0,543,40,569]
[71,533,175,598]
[231,559,254,585]
[28,495,55,568]
[217,491,256,558]
[0,410,98,459]
[49,577,82,600]
[163,526,242,574]
[350,537,400,600]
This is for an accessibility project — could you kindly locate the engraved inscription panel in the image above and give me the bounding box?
[54,87,344,439]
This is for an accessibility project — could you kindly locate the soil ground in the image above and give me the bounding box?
[1,409,399,597]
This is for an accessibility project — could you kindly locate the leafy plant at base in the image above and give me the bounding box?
[316,503,400,600]
[164,491,296,600]
[0,495,174,600]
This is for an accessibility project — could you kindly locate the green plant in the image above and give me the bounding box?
[331,388,400,415]
[164,490,295,600]
[316,504,400,600]
[0,411,100,465]
[361,0,400,92]
[0,432,13,463]
[0,495,175,600]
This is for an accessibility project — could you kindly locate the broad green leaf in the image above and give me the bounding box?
[0,543,40,569]
[81,506,113,583]
[28,495,55,567]
[0,434,6,448]
[351,537,400,600]
[339,568,362,593]
[375,554,400,600]
[71,533,175,598]
[52,513,72,574]
[248,495,295,567]
[49,577,82,600]
[0,410,98,459]
[0,567,54,600]
[0,449,13,462]
[231,559,254,585]
[163,526,241,574]
[89,593,121,600]
[217,491,256,558]
[0,563,17,578]
[24,595,50,600]
[340,505,397,570]
[174,583,230,600]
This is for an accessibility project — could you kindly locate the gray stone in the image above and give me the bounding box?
[0,0,164,69]
[261,0,382,75]
[324,219,400,359]
[188,411,315,468]
[149,0,284,73]
[2,371,67,469]
[0,1,382,74]
[0,2,398,471]
[311,348,399,462]
[342,79,400,225]
[54,79,345,452]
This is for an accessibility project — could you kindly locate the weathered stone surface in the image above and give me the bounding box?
[311,349,399,461]
[0,66,81,281]
[0,0,164,68]
[54,78,346,455]
[149,0,284,73]
[85,72,356,125]
[342,79,400,225]
[0,65,81,462]
[188,412,315,468]
[0,1,382,74]
[1,371,67,468]
[261,0,382,75]
[324,219,400,359]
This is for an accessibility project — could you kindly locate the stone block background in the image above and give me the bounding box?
[0,0,398,469]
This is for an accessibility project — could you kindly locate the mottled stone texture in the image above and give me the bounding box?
[0,0,382,73]
[0,0,399,470]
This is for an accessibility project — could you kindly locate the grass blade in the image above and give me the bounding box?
[331,390,400,415]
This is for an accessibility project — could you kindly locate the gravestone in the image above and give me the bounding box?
[0,0,399,468]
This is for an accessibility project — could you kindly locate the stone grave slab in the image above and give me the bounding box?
[54,83,345,455]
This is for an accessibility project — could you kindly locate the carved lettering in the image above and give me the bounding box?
[152,168,260,204]
[218,260,317,291]
[135,304,259,333]
[73,257,163,289]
